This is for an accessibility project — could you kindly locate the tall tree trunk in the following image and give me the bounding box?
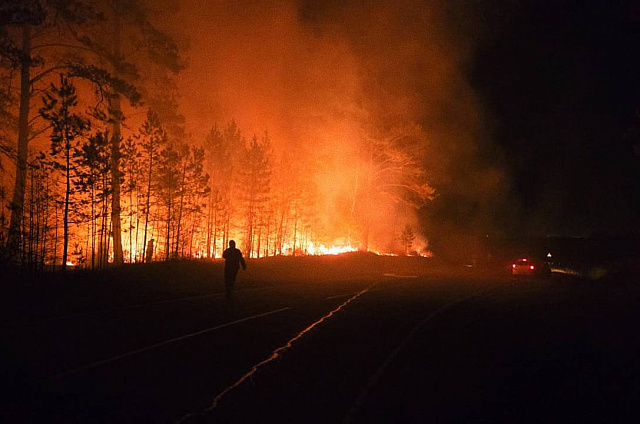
[6,26,31,263]
[223,211,229,253]
[135,191,141,262]
[110,97,124,265]
[40,176,49,271]
[98,193,105,268]
[292,207,298,256]
[100,173,109,268]
[206,193,213,258]
[246,203,254,258]
[165,192,172,261]
[277,209,285,255]
[109,14,124,266]
[142,151,153,262]
[85,219,90,269]
[28,168,35,268]
[174,162,186,258]
[256,224,262,258]
[213,200,219,258]
[129,183,133,263]
[53,200,59,269]
[61,118,71,271]
[106,219,112,263]
[91,184,96,268]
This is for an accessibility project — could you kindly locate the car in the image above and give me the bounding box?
[511,258,551,278]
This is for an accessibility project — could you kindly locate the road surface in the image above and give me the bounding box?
[2,268,639,423]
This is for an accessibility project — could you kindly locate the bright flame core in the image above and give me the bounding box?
[307,242,358,256]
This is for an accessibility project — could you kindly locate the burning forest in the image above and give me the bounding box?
[0,0,502,269]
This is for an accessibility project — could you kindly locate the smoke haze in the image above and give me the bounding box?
[172,0,505,253]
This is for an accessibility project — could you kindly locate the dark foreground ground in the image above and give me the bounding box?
[1,253,639,423]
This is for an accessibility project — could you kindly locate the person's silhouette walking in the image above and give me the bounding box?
[222,240,246,299]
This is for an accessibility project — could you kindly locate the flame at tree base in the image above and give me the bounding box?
[306,242,359,256]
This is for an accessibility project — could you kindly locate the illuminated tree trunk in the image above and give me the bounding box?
[109,102,124,265]
[223,213,229,253]
[189,218,196,257]
[142,151,153,263]
[129,190,133,263]
[135,192,141,262]
[256,224,262,258]
[6,26,31,264]
[245,201,254,257]
[264,215,271,257]
[53,199,59,268]
[206,194,213,258]
[174,160,187,258]
[99,172,109,268]
[109,13,124,266]
[292,207,298,256]
[106,219,112,263]
[165,191,172,261]
[276,209,285,255]
[213,206,219,258]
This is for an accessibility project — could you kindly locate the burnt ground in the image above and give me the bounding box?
[1,253,639,423]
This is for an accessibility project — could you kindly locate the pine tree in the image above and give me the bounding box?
[39,74,89,271]
[203,121,243,257]
[75,131,111,268]
[157,142,180,261]
[72,0,184,265]
[174,145,209,257]
[121,136,141,262]
[236,134,271,257]
[0,0,116,264]
[137,111,167,263]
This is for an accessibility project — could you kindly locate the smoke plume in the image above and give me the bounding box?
[172,0,504,254]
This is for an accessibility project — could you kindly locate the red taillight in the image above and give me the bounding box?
[512,264,516,268]
[530,265,535,270]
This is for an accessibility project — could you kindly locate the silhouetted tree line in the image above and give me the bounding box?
[0,0,183,270]
[0,1,435,270]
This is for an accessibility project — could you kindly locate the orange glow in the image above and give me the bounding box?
[307,242,358,256]
[3,1,505,269]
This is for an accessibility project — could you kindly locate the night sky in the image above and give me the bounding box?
[468,0,640,237]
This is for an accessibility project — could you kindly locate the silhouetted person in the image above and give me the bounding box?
[145,239,154,263]
[223,240,246,299]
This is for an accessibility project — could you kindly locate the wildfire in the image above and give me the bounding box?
[306,242,358,256]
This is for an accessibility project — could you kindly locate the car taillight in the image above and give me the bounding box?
[530,265,535,270]
[512,264,516,268]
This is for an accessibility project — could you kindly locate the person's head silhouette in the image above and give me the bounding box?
[229,240,236,248]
